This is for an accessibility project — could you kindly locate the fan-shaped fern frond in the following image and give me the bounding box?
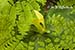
[0,0,75,50]
[57,0,75,7]
[0,0,46,50]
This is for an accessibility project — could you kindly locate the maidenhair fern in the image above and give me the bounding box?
[57,0,75,7]
[0,0,75,50]
[45,6,75,50]
[0,0,46,50]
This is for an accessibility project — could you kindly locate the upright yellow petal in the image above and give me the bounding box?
[33,10,45,33]
[33,10,43,20]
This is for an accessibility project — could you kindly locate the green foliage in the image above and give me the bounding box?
[57,0,75,7]
[36,0,46,5]
[45,6,75,50]
[0,0,75,50]
[0,0,46,50]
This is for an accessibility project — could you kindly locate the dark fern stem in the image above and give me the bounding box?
[8,0,19,6]
[8,1,13,6]
[13,0,23,4]
[13,0,19,4]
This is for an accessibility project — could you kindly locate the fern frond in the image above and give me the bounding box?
[0,0,46,50]
[57,0,75,7]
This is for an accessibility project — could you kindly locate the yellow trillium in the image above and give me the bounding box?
[32,10,45,33]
